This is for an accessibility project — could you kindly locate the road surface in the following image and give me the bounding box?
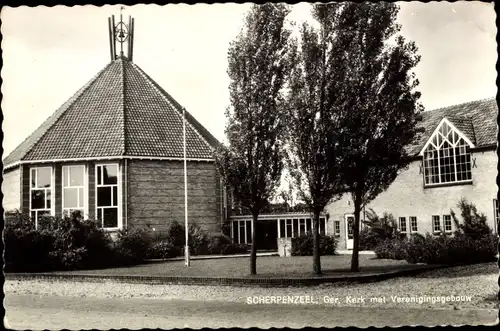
[5,294,497,329]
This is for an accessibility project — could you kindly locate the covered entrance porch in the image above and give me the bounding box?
[229,212,328,251]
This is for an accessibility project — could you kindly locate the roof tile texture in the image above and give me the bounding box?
[4,58,217,166]
[406,97,497,155]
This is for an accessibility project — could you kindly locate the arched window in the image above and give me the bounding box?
[422,120,472,186]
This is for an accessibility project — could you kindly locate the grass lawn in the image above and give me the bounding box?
[50,255,423,278]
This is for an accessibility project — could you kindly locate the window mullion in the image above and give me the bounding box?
[453,141,458,182]
[436,148,441,183]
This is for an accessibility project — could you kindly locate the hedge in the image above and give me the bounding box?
[291,232,337,256]
[5,213,248,272]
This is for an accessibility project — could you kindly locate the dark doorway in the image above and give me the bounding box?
[255,219,278,251]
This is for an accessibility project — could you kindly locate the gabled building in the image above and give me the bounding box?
[227,97,498,251]
[327,97,498,249]
[2,15,227,234]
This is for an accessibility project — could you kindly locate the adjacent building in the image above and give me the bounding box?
[327,97,498,249]
[228,97,498,251]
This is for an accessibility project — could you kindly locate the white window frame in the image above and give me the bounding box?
[29,166,55,228]
[334,220,341,236]
[432,215,441,234]
[299,218,306,236]
[286,219,292,237]
[443,214,453,233]
[409,216,418,233]
[398,217,407,234]
[62,165,88,219]
[231,219,252,244]
[420,118,474,187]
[95,163,122,230]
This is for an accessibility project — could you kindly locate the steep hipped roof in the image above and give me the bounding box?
[3,57,220,168]
[407,97,497,156]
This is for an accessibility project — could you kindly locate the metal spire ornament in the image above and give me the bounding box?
[108,7,135,61]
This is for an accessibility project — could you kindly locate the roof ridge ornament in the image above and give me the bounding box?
[108,7,135,62]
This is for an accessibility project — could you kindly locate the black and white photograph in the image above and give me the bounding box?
[2,2,498,329]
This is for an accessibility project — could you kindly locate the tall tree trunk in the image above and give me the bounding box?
[312,209,322,275]
[350,191,362,272]
[250,213,258,275]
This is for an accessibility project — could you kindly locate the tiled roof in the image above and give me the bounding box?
[3,57,220,168]
[446,116,476,145]
[406,97,497,156]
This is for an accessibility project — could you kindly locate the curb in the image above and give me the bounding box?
[145,252,279,262]
[5,264,447,287]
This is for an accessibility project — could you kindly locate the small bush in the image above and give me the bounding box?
[374,238,408,260]
[291,232,337,256]
[374,239,394,259]
[146,241,178,259]
[188,223,210,255]
[113,227,152,264]
[404,232,497,265]
[48,216,114,270]
[360,210,403,250]
[220,242,248,255]
[4,226,56,272]
[207,234,248,255]
[207,234,232,254]
[358,227,380,250]
[451,198,492,239]
[4,212,114,271]
[167,220,186,248]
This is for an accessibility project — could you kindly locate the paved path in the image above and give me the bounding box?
[5,294,497,329]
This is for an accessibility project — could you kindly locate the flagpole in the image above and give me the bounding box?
[183,107,190,267]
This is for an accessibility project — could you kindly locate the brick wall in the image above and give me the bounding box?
[21,165,30,215]
[126,159,221,234]
[54,164,62,218]
[2,167,21,212]
[326,149,497,249]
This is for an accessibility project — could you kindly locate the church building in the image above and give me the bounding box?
[2,14,227,235]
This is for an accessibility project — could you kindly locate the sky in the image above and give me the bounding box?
[1,2,497,158]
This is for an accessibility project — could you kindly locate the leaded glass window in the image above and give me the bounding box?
[423,120,472,186]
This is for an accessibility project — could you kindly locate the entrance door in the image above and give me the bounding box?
[255,219,278,251]
[345,215,354,250]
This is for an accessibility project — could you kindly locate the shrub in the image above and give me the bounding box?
[188,223,210,255]
[359,227,380,250]
[113,227,152,264]
[291,232,337,256]
[451,198,492,239]
[220,242,248,255]
[146,241,178,259]
[207,234,232,254]
[163,221,214,256]
[167,220,186,248]
[363,209,399,240]
[48,216,114,270]
[4,226,56,272]
[404,232,498,265]
[207,234,248,255]
[374,239,394,259]
[4,212,114,271]
[50,247,88,270]
[360,210,403,250]
[374,238,408,260]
